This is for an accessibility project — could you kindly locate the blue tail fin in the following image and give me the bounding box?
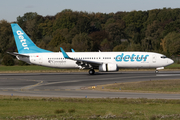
[11,23,52,54]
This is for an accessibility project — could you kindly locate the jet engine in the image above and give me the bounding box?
[99,63,118,72]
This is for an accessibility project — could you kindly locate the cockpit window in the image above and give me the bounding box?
[161,56,167,59]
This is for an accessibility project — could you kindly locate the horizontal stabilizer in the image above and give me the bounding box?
[7,52,29,57]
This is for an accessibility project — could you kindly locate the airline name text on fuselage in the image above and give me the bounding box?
[115,53,149,62]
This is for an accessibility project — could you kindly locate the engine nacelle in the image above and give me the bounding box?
[99,63,118,72]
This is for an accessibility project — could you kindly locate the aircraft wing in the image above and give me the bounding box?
[76,59,102,66]
[60,47,102,68]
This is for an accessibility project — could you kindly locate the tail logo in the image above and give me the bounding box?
[17,30,29,50]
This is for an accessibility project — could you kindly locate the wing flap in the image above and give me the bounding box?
[76,59,102,66]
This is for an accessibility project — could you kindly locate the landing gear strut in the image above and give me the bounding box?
[89,69,95,75]
[155,70,159,73]
[155,67,164,74]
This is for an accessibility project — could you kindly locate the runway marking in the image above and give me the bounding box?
[156,74,180,76]
[37,75,154,88]
[21,80,43,90]
[45,89,50,91]
[5,74,157,92]
[75,89,81,91]
[2,90,8,91]
[34,89,40,91]
[65,89,71,91]
[0,89,81,91]
[13,89,19,91]
[55,89,60,91]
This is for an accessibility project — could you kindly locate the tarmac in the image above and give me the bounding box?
[0,71,180,99]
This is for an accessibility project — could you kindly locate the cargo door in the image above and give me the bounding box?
[152,54,156,63]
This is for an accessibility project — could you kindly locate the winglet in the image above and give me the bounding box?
[60,47,70,59]
[71,49,75,52]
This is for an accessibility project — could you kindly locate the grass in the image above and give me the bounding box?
[0,96,180,120]
[165,63,180,69]
[94,79,180,93]
[0,65,87,73]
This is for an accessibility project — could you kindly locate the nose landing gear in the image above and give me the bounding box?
[155,70,159,73]
[155,67,164,74]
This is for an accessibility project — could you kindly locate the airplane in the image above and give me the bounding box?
[8,23,174,75]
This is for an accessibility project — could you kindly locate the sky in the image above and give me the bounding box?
[1,0,180,22]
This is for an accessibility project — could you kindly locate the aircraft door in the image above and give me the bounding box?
[30,55,43,65]
[152,54,156,63]
[38,55,43,65]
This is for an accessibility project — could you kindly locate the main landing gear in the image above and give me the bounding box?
[89,69,95,75]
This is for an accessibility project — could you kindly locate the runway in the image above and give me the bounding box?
[0,71,180,99]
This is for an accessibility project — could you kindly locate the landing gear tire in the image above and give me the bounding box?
[89,69,95,75]
[155,70,159,74]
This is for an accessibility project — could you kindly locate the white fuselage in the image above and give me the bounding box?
[18,52,174,70]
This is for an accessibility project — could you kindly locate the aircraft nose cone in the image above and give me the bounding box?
[168,59,174,65]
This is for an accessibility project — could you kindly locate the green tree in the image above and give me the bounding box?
[48,29,66,48]
[2,55,15,66]
[105,21,126,47]
[123,10,148,30]
[164,32,180,56]
[53,9,77,31]
[38,19,54,36]
[105,22,125,39]
[146,9,160,25]
[143,20,163,51]
[163,20,180,36]
[72,33,90,51]
[59,42,72,52]
[17,12,38,29]
[113,42,128,51]
[157,8,172,22]
[100,38,111,51]
[26,19,37,42]
[89,31,109,51]
[76,15,91,33]
[0,20,13,54]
